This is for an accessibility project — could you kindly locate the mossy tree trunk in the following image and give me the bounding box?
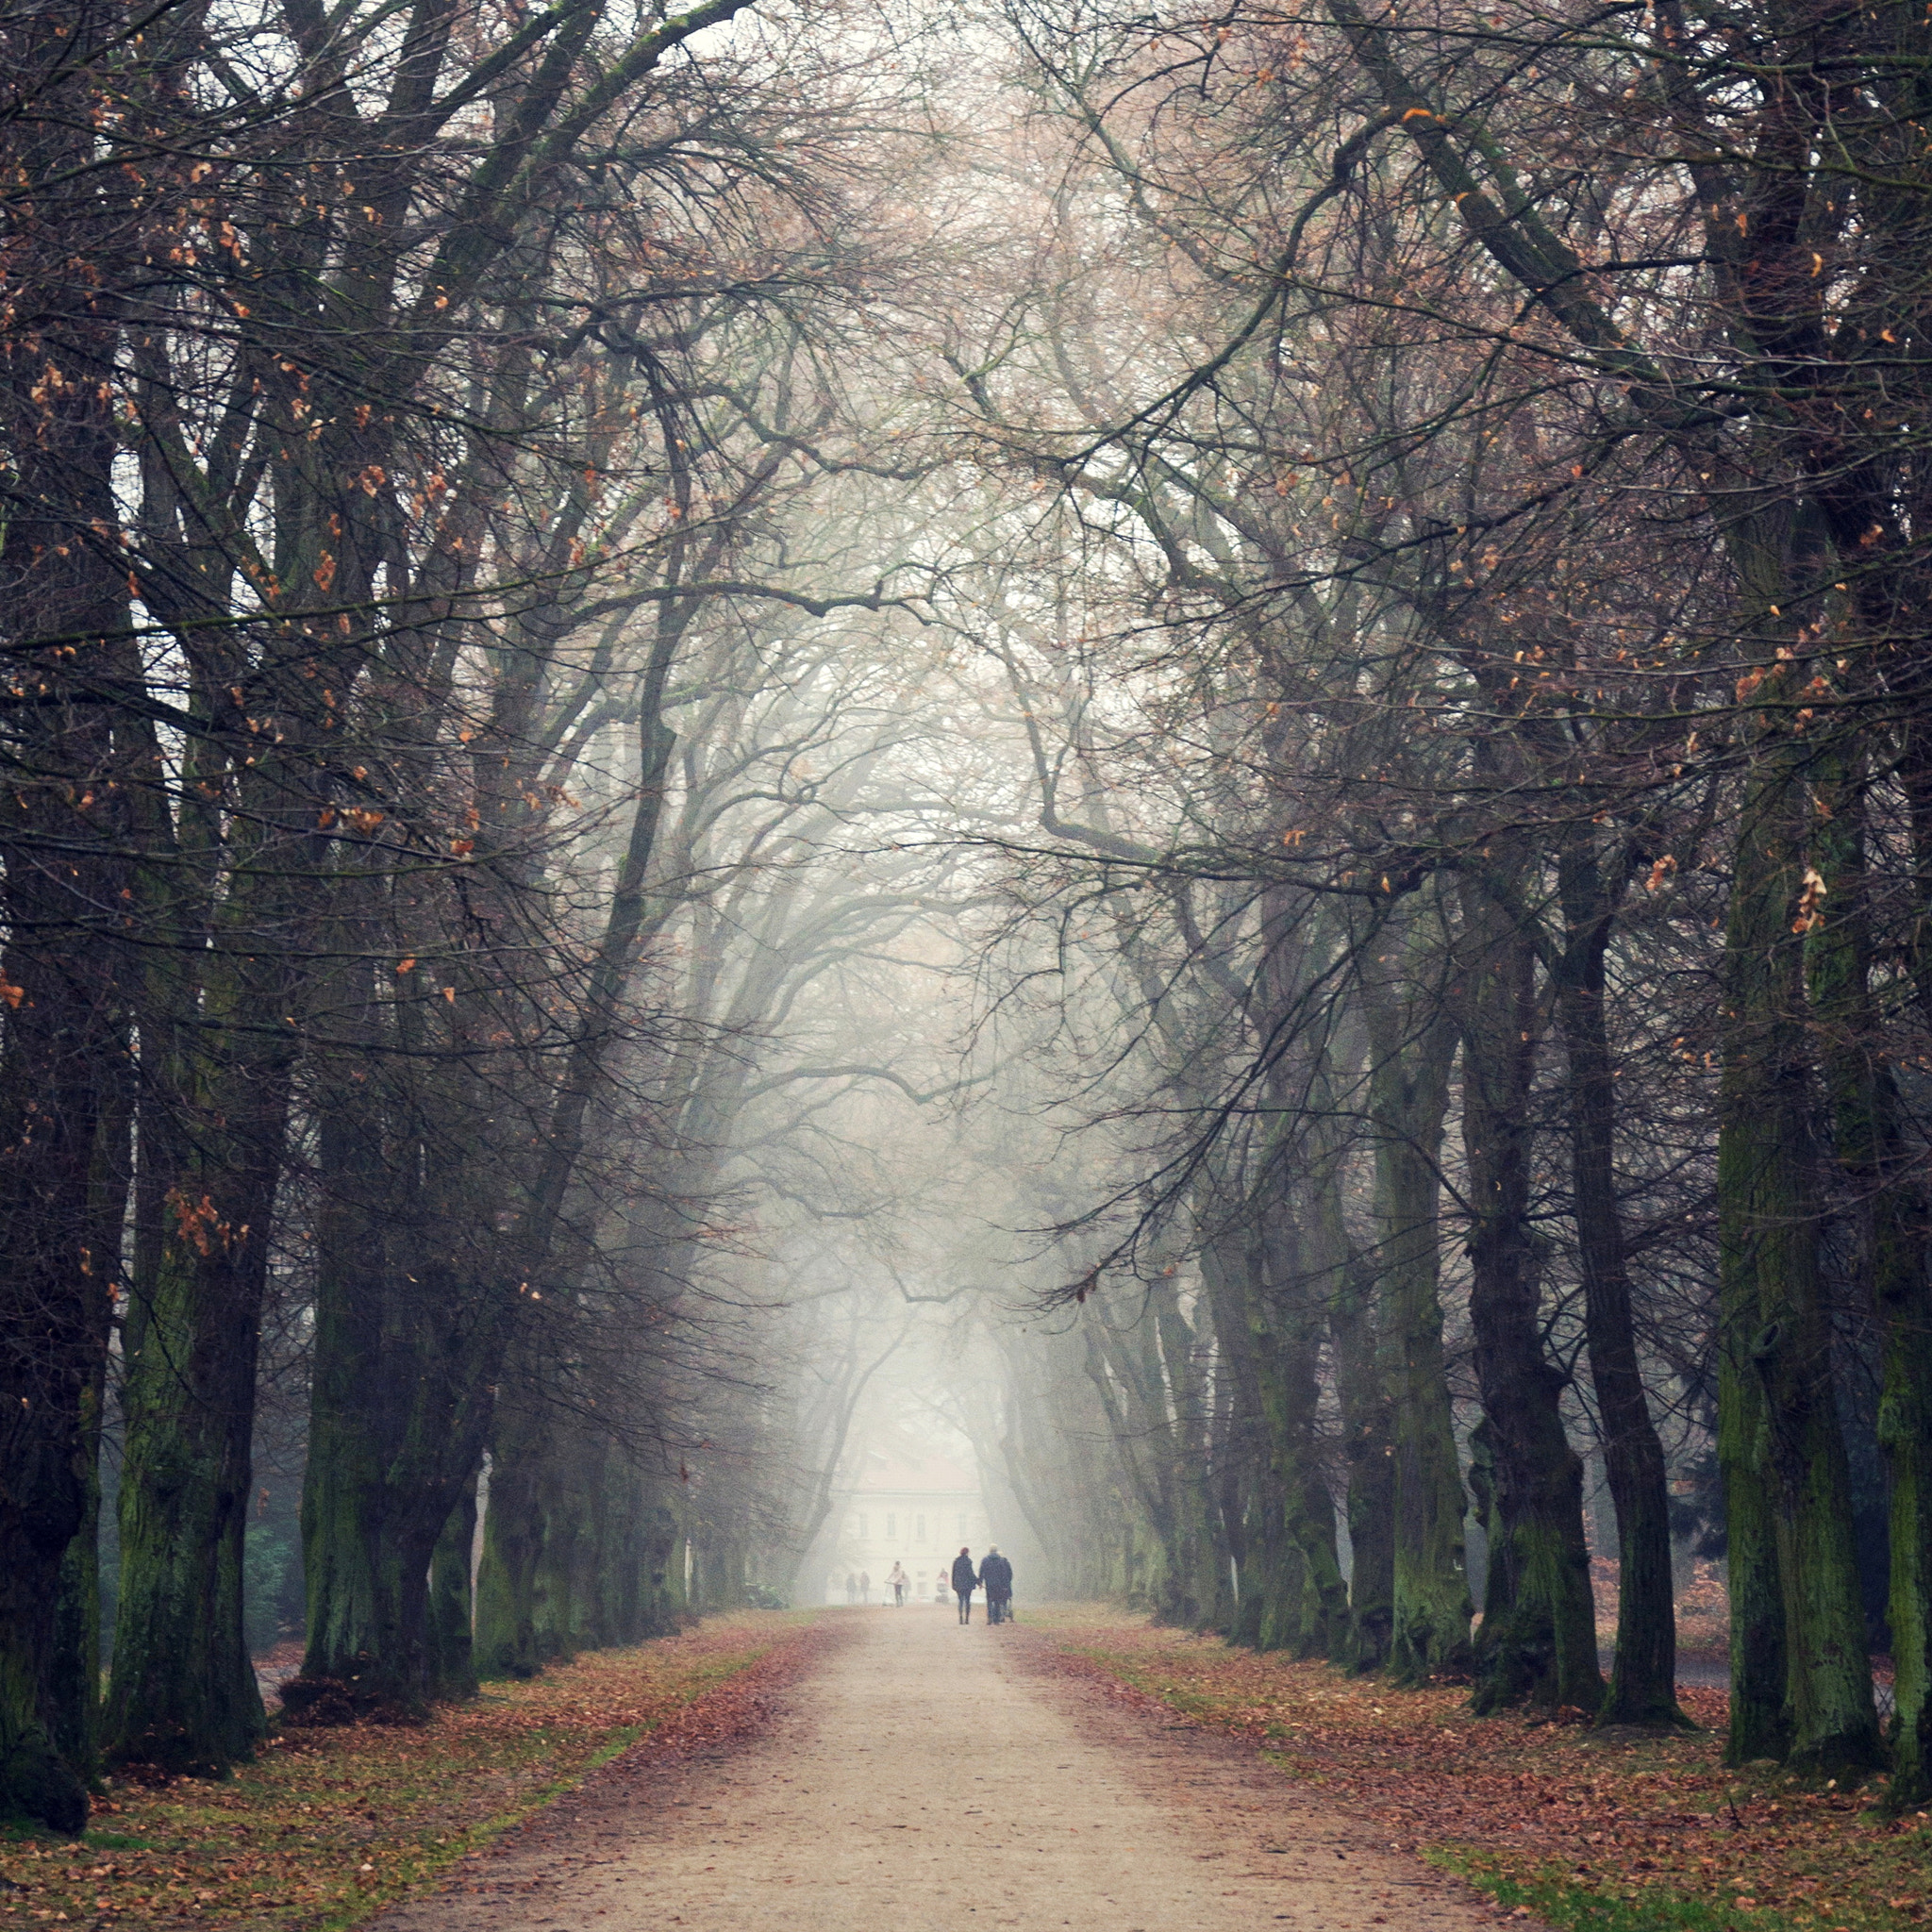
[1148,1267,1233,1633]
[1228,895,1350,1656]
[291,1244,497,1718]
[107,905,305,1774]
[1198,1228,1269,1647]
[1313,1002,1392,1670]
[107,1091,285,1772]
[0,48,140,1819]
[1457,887,1603,1715]
[1808,743,1932,1797]
[1081,1318,1183,1621]
[1552,833,1689,1727]
[1330,1243,1395,1671]
[638,1489,689,1636]
[0,924,125,1829]
[47,1073,129,1787]
[426,1479,479,1701]
[0,980,119,1830]
[474,1394,550,1681]
[1718,725,1881,1775]
[531,1425,600,1661]
[593,1459,643,1647]
[474,1398,609,1674]
[287,971,508,1720]
[1888,721,1932,1804]
[1247,1158,1350,1657]
[1360,928,1473,1682]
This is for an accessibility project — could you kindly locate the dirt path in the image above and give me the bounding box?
[375,1607,1509,1932]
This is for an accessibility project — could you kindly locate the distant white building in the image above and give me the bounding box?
[824,1439,991,1605]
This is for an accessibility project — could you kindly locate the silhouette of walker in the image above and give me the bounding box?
[980,1547,1013,1624]
[950,1547,978,1624]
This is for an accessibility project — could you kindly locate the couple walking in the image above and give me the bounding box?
[949,1545,1014,1625]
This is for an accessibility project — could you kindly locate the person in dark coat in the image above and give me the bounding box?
[980,1547,1014,1624]
[950,1547,978,1624]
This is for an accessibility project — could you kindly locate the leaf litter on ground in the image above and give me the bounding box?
[0,1610,834,1932]
[1024,1607,1931,1932]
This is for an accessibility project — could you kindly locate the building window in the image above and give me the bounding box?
[916,1513,926,1543]
[887,1512,896,1540]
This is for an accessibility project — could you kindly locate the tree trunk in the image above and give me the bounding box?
[1458,891,1603,1714]
[1330,1241,1395,1671]
[1553,835,1689,1727]
[106,1085,287,1771]
[0,975,121,1827]
[1360,947,1473,1682]
[0,36,137,1815]
[106,734,319,1774]
[474,1396,549,1681]
[289,1048,503,1718]
[291,1254,486,1719]
[1198,1229,1267,1646]
[1718,740,1880,1774]
[1808,747,1932,1797]
[1081,1320,1179,1618]
[1249,1161,1350,1657]
[1149,1269,1233,1633]
[637,1485,689,1637]
[426,1480,479,1701]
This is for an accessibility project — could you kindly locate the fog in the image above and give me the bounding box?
[7,0,1926,1832]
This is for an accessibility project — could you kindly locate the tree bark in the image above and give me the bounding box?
[287,974,507,1720]
[1457,886,1603,1713]
[1718,737,1881,1774]
[426,1480,479,1701]
[474,1391,552,1681]
[1553,834,1689,1727]
[1359,938,1473,1681]
[1149,1267,1234,1633]
[1807,747,1932,1796]
[1247,1151,1352,1657]
[0,12,139,1815]
[1198,1227,1268,1646]
[107,1065,288,1772]
[1330,1240,1396,1671]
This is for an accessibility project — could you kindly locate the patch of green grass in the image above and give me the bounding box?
[1431,1849,1806,1932]
[80,1831,154,1852]
[0,1823,150,1851]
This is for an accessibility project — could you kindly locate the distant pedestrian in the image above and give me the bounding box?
[951,1547,978,1624]
[860,1570,872,1605]
[845,1572,858,1604]
[981,1547,1013,1624]
[888,1560,908,1607]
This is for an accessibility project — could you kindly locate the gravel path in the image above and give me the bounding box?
[375,1607,1510,1932]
